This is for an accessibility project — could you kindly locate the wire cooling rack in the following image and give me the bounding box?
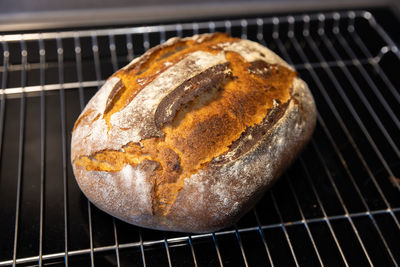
[0,10,399,266]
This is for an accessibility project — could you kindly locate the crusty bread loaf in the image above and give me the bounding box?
[71,33,316,233]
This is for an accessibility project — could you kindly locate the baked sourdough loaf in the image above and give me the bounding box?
[71,33,316,233]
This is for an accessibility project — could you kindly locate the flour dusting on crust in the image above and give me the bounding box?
[71,76,121,160]
[225,40,293,70]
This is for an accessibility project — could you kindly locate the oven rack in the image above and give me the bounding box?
[0,10,399,266]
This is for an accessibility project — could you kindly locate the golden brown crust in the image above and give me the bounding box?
[71,33,316,233]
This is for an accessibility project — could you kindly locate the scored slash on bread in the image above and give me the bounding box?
[71,33,316,233]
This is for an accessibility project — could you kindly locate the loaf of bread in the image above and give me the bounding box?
[71,33,316,233]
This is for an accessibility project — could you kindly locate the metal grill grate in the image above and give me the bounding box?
[0,10,399,266]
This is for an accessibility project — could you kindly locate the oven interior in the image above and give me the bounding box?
[0,6,399,267]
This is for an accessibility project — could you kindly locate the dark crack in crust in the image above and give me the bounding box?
[155,63,233,129]
[105,79,125,114]
[212,99,290,165]
[137,56,229,140]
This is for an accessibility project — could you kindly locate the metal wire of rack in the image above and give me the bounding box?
[0,10,399,266]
